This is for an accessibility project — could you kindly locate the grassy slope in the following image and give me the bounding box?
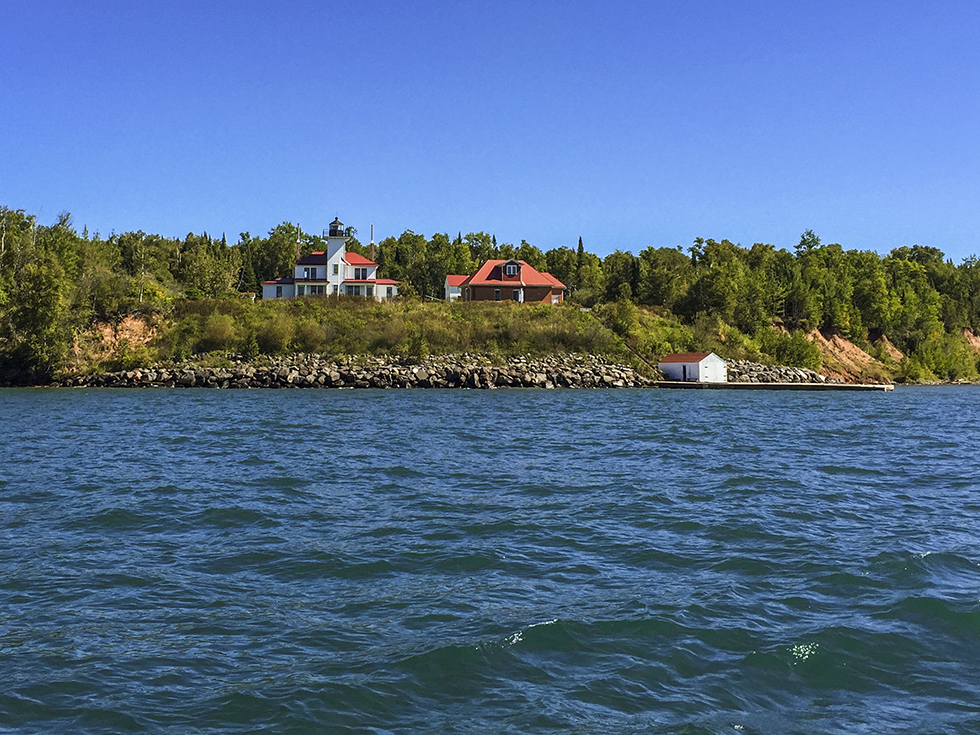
[70,298,629,374]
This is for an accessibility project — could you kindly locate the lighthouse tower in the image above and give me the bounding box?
[324,217,348,262]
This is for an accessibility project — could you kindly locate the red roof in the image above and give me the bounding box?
[539,271,566,288]
[659,352,712,363]
[344,252,378,266]
[446,274,468,287]
[459,260,565,289]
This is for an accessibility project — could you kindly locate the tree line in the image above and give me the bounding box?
[2,205,979,382]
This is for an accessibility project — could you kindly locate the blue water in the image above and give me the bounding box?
[1,387,979,733]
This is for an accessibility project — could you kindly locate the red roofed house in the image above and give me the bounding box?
[455,259,565,304]
[445,274,468,302]
[261,218,400,301]
[658,352,727,383]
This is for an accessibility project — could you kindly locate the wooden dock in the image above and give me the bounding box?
[656,381,894,392]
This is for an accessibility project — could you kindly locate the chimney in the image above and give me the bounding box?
[369,223,375,262]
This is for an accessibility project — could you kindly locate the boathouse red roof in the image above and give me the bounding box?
[659,352,712,363]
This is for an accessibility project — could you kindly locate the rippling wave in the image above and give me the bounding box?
[1,386,979,733]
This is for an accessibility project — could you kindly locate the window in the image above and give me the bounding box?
[297,286,305,296]
[512,290,520,301]
[366,286,373,297]
[275,285,283,298]
[494,289,501,301]
[353,267,369,280]
[386,286,393,298]
[346,285,362,296]
[304,267,316,279]
[464,287,470,301]
[505,263,518,276]
[332,285,338,294]
[333,264,339,275]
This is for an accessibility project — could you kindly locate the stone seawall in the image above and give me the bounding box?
[726,359,840,384]
[60,354,655,390]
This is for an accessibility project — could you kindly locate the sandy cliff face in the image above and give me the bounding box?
[67,316,157,372]
[876,335,904,362]
[807,330,890,383]
[963,328,980,353]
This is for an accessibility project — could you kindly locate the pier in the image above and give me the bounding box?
[656,381,894,392]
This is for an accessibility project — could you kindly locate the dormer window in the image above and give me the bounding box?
[505,263,518,276]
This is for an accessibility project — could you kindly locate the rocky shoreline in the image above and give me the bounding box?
[46,355,895,390]
[58,353,656,390]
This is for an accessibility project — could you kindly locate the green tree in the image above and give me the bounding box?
[573,252,606,306]
[545,246,578,292]
[678,239,746,324]
[850,250,896,334]
[515,240,547,271]
[796,229,821,255]
[180,232,241,298]
[377,230,431,297]
[2,251,70,379]
[637,246,691,308]
[885,256,943,354]
[465,232,497,263]
[440,233,475,277]
[237,223,302,290]
[603,250,640,302]
[39,212,80,280]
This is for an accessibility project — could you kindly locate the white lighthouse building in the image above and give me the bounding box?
[261,218,399,301]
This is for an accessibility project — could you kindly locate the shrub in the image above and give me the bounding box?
[240,331,260,358]
[104,338,157,371]
[897,355,936,383]
[408,324,429,362]
[599,300,638,338]
[758,328,822,371]
[257,314,294,354]
[370,315,410,352]
[293,320,325,353]
[197,313,237,353]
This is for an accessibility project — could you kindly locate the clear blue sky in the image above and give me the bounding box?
[3,1,979,261]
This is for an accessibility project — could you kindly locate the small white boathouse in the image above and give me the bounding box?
[658,352,727,383]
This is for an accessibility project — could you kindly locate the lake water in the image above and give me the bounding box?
[1,386,979,734]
